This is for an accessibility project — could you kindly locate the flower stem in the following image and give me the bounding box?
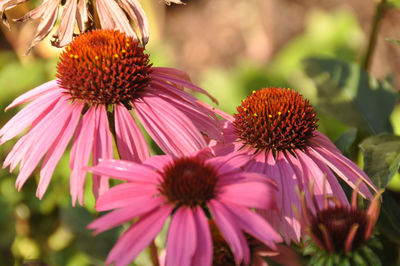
[149,240,160,266]
[362,0,388,71]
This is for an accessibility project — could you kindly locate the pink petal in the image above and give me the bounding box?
[88,196,164,234]
[191,207,212,266]
[143,155,174,172]
[89,159,161,184]
[166,207,197,266]
[117,0,149,44]
[106,205,173,266]
[224,202,282,249]
[92,106,113,199]
[309,145,375,199]
[310,131,342,154]
[218,179,276,209]
[151,72,218,104]
[76,0,87,32]
[195,100,235,122]
[54,0,76,47]
[208,199,250,265]
[95,182,158,211]
[14,97,73,191]
[206,152,251,176]
[69,106,97,206]
[0,89,61,144]
[37,101,84,199]
[5,80,60,110]
[114,104,149,162]
[135,96,206,157]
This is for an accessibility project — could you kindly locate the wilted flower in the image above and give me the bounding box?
[298,184,382,265]
[0,0,182,51]
[208,87,377,243]
[88,153,282,266]
[0,29,220,205]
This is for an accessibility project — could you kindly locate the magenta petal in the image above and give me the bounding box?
[89,159,161,183]
[208,199,250,265]
[143,155,174,171]
[92,106,113,199]
[223,202,282,249]
[69,106,97,206]
[135,96,206,157]
[106,205,173,266]
[95,182,158,211]
[114,104,149,162]
[0,89,61,144]
[207,152,251,176]
[37,101,84,199]
[88,196,164,234]
[5,80,60,110]
[218,179,276,209]
[14,97,73,191]
[309,145,375,198]
[191,207,212,266]
[166,207,197,266]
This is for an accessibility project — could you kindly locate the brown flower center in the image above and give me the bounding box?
[311,206,368,252]
[158,157,218,208]
[233,88,318,153]
[56,29,152,108]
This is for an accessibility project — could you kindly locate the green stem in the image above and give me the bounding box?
[149,240,160,266]
[362,0,388,71]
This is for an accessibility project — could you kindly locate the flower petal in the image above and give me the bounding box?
[106,205,173,266]
[191,207,212,266]
[114,104,149,162]
[166,207,197,266]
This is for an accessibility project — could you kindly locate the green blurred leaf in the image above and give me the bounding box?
[334,127,357,155]
[303,57,397,136]
[360,134,400,189]
[376,192,400,245]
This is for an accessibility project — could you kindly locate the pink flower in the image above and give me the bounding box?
[0,0,177,50]
[0,29,220,205]
[88,153,282,266]
[208,88,378,243]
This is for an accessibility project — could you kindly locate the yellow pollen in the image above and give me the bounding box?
[126,43,130,47]
[67,47,71,51]
[114,54,119,58]
[74,55,78,59]
[253,113,257,117]
[288,110,291,113]
[278,111,282,115]
[268,114,272,118]
[69,54,74,58]
[243,108,247,112]
[122,49,126,53]
[95,56,99,60]
[252,90,256,94]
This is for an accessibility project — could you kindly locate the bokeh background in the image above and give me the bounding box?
[0,0,399,265]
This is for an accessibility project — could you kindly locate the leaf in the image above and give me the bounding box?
[334,127,357,154]
[376,191,400,245]
[360,134,400,188]
[303,57,397,136]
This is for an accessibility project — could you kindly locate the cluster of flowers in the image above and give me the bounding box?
[0,1,380,265]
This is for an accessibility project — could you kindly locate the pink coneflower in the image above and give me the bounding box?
[0,29,220,205]
[298,184,382,264]
[208,88,378,243]
[0,0,179,50]
[88,154,282,266]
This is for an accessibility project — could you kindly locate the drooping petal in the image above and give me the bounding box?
[224,202,282,249]
[191,207,212,266]
[135,96,206,157]
[114,104,149,162]
[116,0,149,45]
[5,80,60,110]
[69,106,97,206]
[0,89,61,144]
[92,106,113,199]
[89,159,161,183]
[14,97,73,191]
[95,182,158,211]
[166,207,197,266]
[208,199,250,265]
[53,0,77,47]
[88,196,164,234]
[76,0,88,32]
[106,205,173,266]
[37,101,84,199]
[309,145,375,199]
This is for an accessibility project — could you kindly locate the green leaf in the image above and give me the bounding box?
[360,134,400,188]
[334,127,357,154]
[303,57,397,136]
[376,192,400,245]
